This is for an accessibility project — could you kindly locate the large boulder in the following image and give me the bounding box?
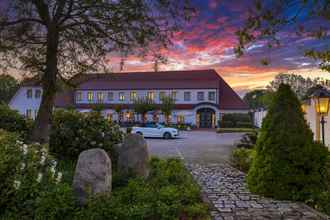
[118,134,149,178]
[73,148,112,205]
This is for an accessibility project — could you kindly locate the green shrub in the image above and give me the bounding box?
[220,113,253,128]
[0,130,64,218]
[235,131,258,148]
[77,158,209,220]
[50,109,123,162]
[230,148,255,172]
[35,183,76,220]
[247,84,329,201]
[0,104,32,139]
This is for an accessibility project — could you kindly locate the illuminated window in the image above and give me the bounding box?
[97,92,104,103]
[159,91,165,101]
[147,91,155,101]
[184,92,191,101]
[177,115,185,124]
[87,91,94,102]
[197,92,204,101]
[108,92,114,101]
[130,91,137,101]
[27,89,32,98]
[208,91,216,101]
[76,91,82,102]
[171,91,177,100]
[119,92,125,101]
[26,109,32,119]
[35,89,42,98]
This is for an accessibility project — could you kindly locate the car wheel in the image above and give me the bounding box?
[136,131,143,136]
[163,132,172,139]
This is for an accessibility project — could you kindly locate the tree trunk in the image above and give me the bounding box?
[30,26,59,143]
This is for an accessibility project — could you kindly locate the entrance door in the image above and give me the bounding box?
[198,108,215,128]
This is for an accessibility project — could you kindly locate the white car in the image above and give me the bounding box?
[132,123,179,139]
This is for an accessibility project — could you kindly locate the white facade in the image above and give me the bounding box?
[10,87,227,127]
[253,104,330,148]
[9,86,43,119]
[74,89,218,105]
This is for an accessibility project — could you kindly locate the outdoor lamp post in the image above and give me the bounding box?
[311,87,330,145]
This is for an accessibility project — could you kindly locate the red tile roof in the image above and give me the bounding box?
[22,70,249,110]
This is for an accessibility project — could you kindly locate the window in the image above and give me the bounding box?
[208,91,216,101]
[27,89,32,99]
[171,91,177,100]
[184,91,191,101]
[119,92,125,101]
[35,89,42,98]
[159,91,165,101]
[147,91,155,101]
[197,92,204,101]
[108,92,114,101]
[76,91,82,102]
[97,92,104,103]
[130,91,137,101]
[177,115,185,124]
[87,91,94,102]
[26,109,32,119]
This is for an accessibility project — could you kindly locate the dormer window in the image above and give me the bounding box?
[35,89,41,98]
[27,89,32,99]
[87,91,94,102]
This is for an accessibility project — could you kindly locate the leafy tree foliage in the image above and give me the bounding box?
[243,89,273,110]
[267,73,329,100]
[236,0,330,70]
[0,75,18,104]
[247,84,329,201]
[49,109,123,161]
[160,95,176,125]
[0,104,32,139]
[0,0,193,142]
[133,97,155,123]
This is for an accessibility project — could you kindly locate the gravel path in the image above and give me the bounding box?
[187,163,329,220]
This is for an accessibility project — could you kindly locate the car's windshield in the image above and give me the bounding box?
[156,123,164,128]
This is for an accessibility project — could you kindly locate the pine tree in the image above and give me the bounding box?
[247,84,329,201]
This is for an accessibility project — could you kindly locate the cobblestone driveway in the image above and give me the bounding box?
[188,163,329,220]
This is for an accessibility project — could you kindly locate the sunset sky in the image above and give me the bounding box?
[106,0,330,96]
[2,0,330,96]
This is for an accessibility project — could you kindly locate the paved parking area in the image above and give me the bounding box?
[146,130,244,164]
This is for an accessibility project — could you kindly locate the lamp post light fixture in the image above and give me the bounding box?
[311,87,330,145]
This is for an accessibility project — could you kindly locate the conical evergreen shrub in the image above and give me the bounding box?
[247,84,329,201]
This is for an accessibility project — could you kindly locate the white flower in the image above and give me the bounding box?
[50,167,56,177]
[40,155,46,165]
[56,172,62,183]
[13,180,21,190]
[37,173,43,183]
[41,146,48,154]
[20,163,26,170]
[22,144,28,155]
[101,132,105,137]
